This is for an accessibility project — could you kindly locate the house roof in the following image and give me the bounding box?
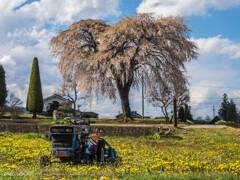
[210,115,225,124]
[43,94,71,102]
[75,110,99,115]
[212,115,225,121]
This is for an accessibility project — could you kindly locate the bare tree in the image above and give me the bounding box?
[8,92,23,119]
[60,74,83,116]
[147,82,189,122]
[205,115,211,122]
[147,84,172,122]
[54,73,84,117]
[50,14,197,122]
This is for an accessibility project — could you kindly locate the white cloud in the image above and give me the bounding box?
[7,83,29,105]
[189,81,225,106]
[192,35,240,59]
[42,85,58,98]
[0,55,16,66]
[137,0,240,17]
[0,0,120,36]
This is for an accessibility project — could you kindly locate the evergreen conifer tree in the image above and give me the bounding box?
[218,93,229,120]
[178,104,193,121]
[0,65,7,106]
[26,57,43,118]
[226,99,237,121]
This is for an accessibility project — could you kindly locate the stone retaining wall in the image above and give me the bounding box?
[0,123,158,137]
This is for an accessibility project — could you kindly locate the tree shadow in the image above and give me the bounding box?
[160,135,183,140]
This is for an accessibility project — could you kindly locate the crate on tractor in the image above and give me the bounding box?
[40,111,117,166]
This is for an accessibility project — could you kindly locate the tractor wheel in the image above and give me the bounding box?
[44,131,52,141]
[97,141,105,164]
[110,148,117,163]
[40,155,49,166]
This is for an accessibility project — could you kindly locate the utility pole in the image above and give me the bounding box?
[213,105,215,118]
[173,97,177,127]
[184,104,187,122]
[142,75,144,119]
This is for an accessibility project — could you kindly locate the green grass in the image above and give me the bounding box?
[19,113,52,119]
[2,113,52,119]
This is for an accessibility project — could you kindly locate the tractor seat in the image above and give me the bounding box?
[74,118,91,135]
[80,125,91,135]
[74,118,90,125]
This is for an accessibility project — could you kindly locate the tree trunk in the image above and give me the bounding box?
[118,86,133,122]
[73,101,76,117]
[173,97,177,127]
[32,112,36,119]
[161,107,169,122]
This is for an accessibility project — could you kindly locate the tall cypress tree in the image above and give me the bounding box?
[26,57,43,118]
[0,65,8,107]
[218,93,229,120]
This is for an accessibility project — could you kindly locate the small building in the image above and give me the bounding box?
[210,116,225,124]
[154,116,166,119]
[43,94,72,112]
[116,111,142,118]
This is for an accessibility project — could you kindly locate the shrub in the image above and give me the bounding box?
[143,133,161,140]
[90,120,96,123]
[215,120,226,125]
[23,133,43,139]
[47,101,59,116]
[153,133,161,140]
[216,120,234,125]
[187,120,194,124]
[58,101,73,118]
[0,131,12,137]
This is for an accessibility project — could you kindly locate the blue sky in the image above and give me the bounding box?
[0,0,240,119]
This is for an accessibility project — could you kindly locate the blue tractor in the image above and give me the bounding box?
[40,117,117,166]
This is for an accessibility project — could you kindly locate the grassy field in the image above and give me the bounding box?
[2,113,52,119]
[0,126,240,179]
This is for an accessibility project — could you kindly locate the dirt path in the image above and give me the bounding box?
[92,123,186,127]
[183,125,224,129]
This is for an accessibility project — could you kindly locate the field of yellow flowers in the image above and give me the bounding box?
[0,126,240,179]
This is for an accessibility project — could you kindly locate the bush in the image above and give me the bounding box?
[0,131,12,137]
[215,120,226,125]
[215,120,234,125]
[58,101,73,118]
[9,107,23,119]
[187,120,194,124]
[143,133,161,140]
[90,120,96,123]
[23,133,43,139]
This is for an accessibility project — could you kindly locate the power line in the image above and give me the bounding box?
[191,105,220,110]
[190,85,240,89]
[190,96,240,100]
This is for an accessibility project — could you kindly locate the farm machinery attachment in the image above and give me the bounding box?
[40,112,117,166]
